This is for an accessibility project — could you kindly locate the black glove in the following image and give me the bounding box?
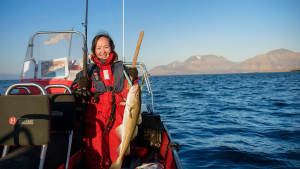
[127,67,138,81]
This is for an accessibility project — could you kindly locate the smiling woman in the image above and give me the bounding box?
[91,33,117,61]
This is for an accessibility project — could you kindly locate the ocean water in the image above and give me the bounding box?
[0,80,19,95]
[1,72,300,169]
[149,72,300,169]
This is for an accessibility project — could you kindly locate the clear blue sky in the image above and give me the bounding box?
[0,0,300,74]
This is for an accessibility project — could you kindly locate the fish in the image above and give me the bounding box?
[136,162,164,169]
[110,84,141,169]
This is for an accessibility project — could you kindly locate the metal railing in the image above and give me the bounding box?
[123,62,154,112]
[45,84,72,94]
[5,83,47,95]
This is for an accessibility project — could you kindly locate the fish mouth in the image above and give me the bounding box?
[131,84,139,92]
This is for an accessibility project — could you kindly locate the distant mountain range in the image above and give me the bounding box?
[149,49,300,76]
[1,49,299,79]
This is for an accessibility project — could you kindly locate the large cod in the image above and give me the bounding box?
[110,84,141,169]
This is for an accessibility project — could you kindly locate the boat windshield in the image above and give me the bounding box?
[21,31,85,81]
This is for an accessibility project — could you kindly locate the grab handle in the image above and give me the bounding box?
[45,84,72,94]
[5,83,47,95]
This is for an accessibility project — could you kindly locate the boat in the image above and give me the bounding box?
[0,5,183,169]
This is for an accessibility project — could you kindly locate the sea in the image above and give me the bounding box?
[1,71,300,169]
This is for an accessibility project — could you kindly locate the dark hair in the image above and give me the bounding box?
[91,33,115,55]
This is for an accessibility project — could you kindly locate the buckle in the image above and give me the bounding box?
[106,86,114,92]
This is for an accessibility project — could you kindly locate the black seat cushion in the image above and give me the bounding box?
[0,95,50,146]
[48,94,76,131]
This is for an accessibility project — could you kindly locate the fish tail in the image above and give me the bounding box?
[126,146,130,155]
[109,158,122,169]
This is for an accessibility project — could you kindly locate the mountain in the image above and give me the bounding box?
[150,49,300,75]
[150,55,236,75]
[231,49,300,73]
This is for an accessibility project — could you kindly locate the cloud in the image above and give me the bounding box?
[44,33,71,45]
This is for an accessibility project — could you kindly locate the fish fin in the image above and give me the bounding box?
[109,158,122,169]
[116,124,123,139]
[137,112,142,125]
[129,110,133,118]
[132,126,138,140]
[126,146,130,155]
[115,125,122,155]
[116,145,121,155]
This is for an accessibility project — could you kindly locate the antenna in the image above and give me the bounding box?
[122,0,125,62]
[85,0,88,43]
[83,0,88,78]
[78,0,89,90]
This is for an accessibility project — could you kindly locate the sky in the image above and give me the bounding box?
[0,0,300,75]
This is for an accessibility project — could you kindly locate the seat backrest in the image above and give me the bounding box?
[0,95,50,146]
[48,94,76,131]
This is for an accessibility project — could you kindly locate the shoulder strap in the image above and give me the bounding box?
[112,61,125,93]
[89,64,107,93]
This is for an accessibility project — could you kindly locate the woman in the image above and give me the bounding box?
[76,33,137,169]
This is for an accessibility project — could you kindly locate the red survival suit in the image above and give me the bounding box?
[83,53,132,169]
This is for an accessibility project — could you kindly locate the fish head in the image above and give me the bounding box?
[127,84,141,108]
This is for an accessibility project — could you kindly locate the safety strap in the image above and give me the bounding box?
[123,70,133,87]
[103,91,116,135]
[91,85,114,103]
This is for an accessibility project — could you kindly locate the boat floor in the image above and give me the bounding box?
[0,132,82,169]
[0,130,163,169]
[72,148,162,169]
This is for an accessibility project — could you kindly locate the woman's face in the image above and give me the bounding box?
[95,37,112,59]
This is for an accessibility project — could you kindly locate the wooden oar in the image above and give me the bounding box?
[123,31,144,86]
[132,31,144,68]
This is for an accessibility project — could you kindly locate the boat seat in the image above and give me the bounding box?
[44,83,78,169]
[0,95,50,169]
[44,93,77,169]
[48,94,76,132]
